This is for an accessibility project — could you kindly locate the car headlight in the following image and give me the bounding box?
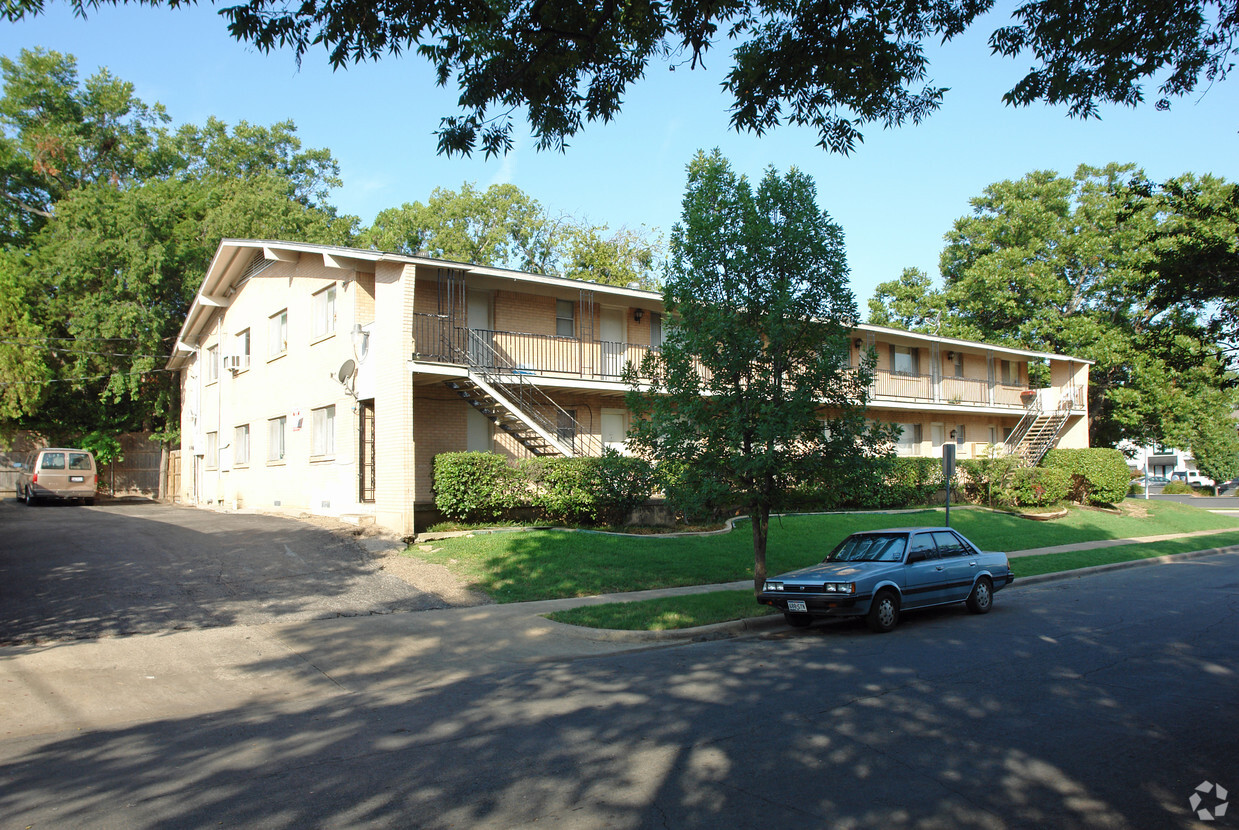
[823,582,855,594]
[764,581,783,592]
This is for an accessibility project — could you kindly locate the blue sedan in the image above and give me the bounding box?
[757,527,1015,632]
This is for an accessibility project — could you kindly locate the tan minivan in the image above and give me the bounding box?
[16,448,97,506]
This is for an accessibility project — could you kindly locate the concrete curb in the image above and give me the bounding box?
[550,545,1239,642]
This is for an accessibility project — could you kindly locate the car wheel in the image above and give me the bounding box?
[866,590,900,633]
[967,577,993,614]
[783,613,813,628]
[24,486,36,507]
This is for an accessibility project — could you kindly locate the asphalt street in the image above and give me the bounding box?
[1,547,1236,829]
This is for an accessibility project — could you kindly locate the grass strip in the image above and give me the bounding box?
[408,500,1239,604]
[546,531,1239,631]
[1010,530,1239,578]
[546,590,777,631]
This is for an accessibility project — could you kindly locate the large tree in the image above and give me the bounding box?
[7,1,1235,156]
[0,51,357,436]
[626,150,882,591]
[359,181,662,287]
[868,163,1236,451]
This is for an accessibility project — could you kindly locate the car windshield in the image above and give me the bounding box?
[826,534,907,563]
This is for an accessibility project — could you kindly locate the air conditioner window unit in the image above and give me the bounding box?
[224,354,249,372]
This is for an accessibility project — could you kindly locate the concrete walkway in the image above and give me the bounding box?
[1006,526,1239,557]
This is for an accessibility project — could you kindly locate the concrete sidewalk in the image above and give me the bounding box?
[5,529,1238,744]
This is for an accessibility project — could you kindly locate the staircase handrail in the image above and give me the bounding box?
[1003,395,1043,457]
[461,329,604,457]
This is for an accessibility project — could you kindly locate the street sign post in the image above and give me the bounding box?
[943,443,956,526]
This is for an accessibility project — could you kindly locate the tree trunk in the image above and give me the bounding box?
[751,503,770,593]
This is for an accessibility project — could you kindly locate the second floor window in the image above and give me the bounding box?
[952,350,964,377]
[1000,359,1017,385]
[234,329,251,371]
[556,299,574,337]
[891,345,919,375]
[269,310,288,358]
[206,345,219,383]
[312,285,337,340]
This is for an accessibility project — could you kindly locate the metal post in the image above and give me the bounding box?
[943,443,956,527]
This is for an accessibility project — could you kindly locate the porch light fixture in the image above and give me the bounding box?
[949,429,957,439]
[947,351,956,360]
[634,308,644,323]
[853,338,863,349]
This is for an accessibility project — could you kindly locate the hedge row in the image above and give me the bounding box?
[433,446,1132,527]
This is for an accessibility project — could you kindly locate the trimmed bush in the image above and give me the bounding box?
[433,452,525,522]
[957,456,1021,506]
[1161,480,1195,495]
[523,453,655,525]
[1003,466,1072,507]
[1042,448,1132,505]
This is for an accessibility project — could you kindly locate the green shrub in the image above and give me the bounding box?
[433,452,525,522]
[524,453,654,525]
[1042,448,1132,505]
[1161,480,1195,495]
[1002,466,1072,507]
[656,459,736,523]
[957,456,1022,506]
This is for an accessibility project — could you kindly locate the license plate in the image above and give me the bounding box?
[70,476,84,483]
[787,600,807,613]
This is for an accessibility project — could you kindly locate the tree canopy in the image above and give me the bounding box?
[7,0,1235,156]
[868,163,1238,453]
[358,181,662,287]
[626,149,883,590]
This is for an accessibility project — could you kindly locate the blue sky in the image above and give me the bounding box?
[5,2,1238,307]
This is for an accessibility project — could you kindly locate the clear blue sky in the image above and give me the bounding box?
[5,2,1238,307]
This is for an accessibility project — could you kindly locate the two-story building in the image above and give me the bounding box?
[168,239,1091,534]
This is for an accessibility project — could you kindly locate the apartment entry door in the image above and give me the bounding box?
[600,307,625,378]
[601,409,628,453]
[467,291,493,367]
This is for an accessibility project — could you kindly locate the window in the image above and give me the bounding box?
[650,312,663,349]
[896,423,923,456]
[555,299,574,337]
[931,530,967,557]
[952,350,964,378]
[269,310,288,358]
[312,405,336,456]
[268,416,286,461]
[234,329,251,371]
[234,424,250,465]
[206,431,218,468]
[206,345,219,382]
[1001,359,1017,385]
[891,345,918,375]
[312,285,337,340]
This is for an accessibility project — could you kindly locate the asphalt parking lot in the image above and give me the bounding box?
[0,500,459,645]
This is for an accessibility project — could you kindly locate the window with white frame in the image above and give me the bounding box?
[952,350,964,377]
[896,423,923,456]
[891,345,919,375]
[555,299,574,337]
[268,310,288,358]
[234,329,251,371]
[1000,359,1018,385]
[206,345,219,383]
[234,424,250,465]
[312,405,335,456]
[268,416,286,461]
[206,431,219,467]
[311,285,337,340]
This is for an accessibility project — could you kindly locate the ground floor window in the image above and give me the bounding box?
[268,416,286,462]
[234,424,250,465]
[312,405,336,456]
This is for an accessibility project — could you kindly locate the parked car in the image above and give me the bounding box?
[1171,470,1215,488]
[15,447,97,505]
[757,527,1015,633]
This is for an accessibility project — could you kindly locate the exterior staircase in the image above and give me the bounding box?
[442,329,601,458]
[1005,398,1070,466]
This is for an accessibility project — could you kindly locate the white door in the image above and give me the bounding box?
[601,409,628,453]
[467,291,492,366]
[466,406,493,453]
[600,308,625,377]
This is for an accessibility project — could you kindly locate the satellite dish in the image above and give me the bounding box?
[337,359,357,384]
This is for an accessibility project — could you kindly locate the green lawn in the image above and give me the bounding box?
[406,500,1239,604]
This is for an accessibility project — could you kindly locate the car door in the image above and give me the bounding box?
[932,530,976,601]
[901,532,947,608]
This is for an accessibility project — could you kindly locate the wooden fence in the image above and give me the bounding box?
[1,432,169,500]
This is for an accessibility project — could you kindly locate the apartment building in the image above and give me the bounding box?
[169,239,1091,534]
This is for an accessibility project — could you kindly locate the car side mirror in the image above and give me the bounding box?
[907,550,928,564]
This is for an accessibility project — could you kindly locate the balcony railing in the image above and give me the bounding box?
[411,314,1069,410]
